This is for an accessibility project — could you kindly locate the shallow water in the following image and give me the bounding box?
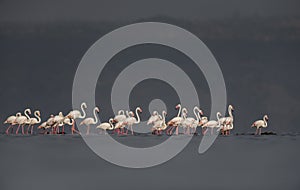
[0,134,299,190]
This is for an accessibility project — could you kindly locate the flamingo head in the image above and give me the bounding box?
[264,115,269,121]
[95,107,100,113]
[36,111,41,116]
[199,110,204,116]
[229,105,234,111]
[129,111,134,117]
[175,104,181,109]
[82,102,87,108]
[153,111,158,116]
[137,107,142,113]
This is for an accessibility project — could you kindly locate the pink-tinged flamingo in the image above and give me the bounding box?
[147,111,161,125]
[4,112,22,134]
[27,110,41,134]
[152,111,167,135]
[53,112,65,134]
[167,104,185,135]
[182,106,203,135]
[96,118,114,134]
[202,112,222,135]
[123,107,142,135]
[222,105,234,135]
[66,102,87,134]
[80,107,100,135]
[251,115,269,135]
[15,109,31,135]
[113,110,127,123]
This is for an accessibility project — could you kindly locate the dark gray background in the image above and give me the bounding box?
[0,0,300,189]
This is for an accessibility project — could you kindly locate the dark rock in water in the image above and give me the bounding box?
[57,132,66,135]
[261,131,277,135]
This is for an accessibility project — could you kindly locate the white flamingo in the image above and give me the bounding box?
[221,105,234,135]
[4,112,22,135]
[167,104,185,135]
[53,112,65,134]
[147,111,161,125]
[15,109,31,135]
[27,110,41,134]
[182,106,203,135]
[96,118,114,134]
[80,107,100,135]
[152,111,167,135]
[251,115,269,135]
[66,102,87,134]
[113,110,127,123]
[202,112,222,135]
[123,107,142,135]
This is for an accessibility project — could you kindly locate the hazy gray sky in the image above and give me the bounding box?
[0,0,299,22]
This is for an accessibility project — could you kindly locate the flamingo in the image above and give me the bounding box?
[4,112,22,135]
[123,107,142,135]
[251,115,269,135]
[167,104,185,135]
[113,110,127,123]
[27,110,41,134]
[96,118,114,134]
[53,112,65,134]
[202,112,222,135]
[66,102,87,134]
[15,108,31,135]
[187,107,203,135]
[182,106,203,135]
[222,105,234,135]
[80,107,100,135]
[152,111,167,135]
[147,111,161,125]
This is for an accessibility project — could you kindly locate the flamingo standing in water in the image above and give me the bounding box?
[4,112,22,134]
[202,112,222,135]
[251,115,269,135]
[27,110,41,134]
[147,111,161,125]
[66,102,87,134]
[15,109,31,135]
[152,111,167,135]
[80,107,100,135]
[96,118,115,134]
[181,106,203,135]
[221,105,234,135]
[113,110,127,123]
[123,107,142,135]
[167,104,185,135]
[53,112,65,134]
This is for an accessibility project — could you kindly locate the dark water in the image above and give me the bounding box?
[0,134,299,190]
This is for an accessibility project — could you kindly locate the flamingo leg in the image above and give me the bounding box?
[5,125,12,135]
[16,124,21,135]
[130,125,134,135]
[26,125,31,134]
[21,125,25,135]
[175,126,179,135]
[259,128,262,135]
[31,125,34,135]
[86,125,90,135]
[203,128,209,135]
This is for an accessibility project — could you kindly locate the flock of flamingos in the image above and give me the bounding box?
[3,103,269,136]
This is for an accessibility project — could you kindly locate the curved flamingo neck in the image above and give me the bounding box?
[228,107,233,118]
[79,103,86,118]
[34,111,41,123]
[135,108,141,123]
[193,106,201,122]
[24,109,31,120]
[93,108,98,124]
[263,116,268,126]
[176,105,182,117]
